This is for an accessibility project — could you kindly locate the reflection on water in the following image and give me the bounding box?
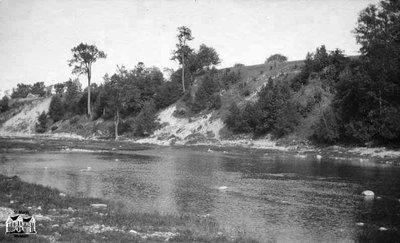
[1,147,400,242]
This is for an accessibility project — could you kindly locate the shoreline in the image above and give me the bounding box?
[1,133,400,160]
[0,174,257,242]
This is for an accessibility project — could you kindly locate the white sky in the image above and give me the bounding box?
[0,0,379,91]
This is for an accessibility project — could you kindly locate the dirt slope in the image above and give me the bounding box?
[0,97,51,135]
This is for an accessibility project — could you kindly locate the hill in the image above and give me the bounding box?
[0,58,332,150]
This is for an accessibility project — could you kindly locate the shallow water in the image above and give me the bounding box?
[1,146,400,242]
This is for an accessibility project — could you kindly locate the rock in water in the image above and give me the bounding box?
[362,190,375,198]
[91,203,107,209]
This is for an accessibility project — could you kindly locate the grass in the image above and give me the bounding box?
[0,174,259,242]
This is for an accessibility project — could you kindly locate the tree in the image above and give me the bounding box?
[225,103,244,133]
[31,82,46,97]
[0,96,9,113]
[49,95,64,122]
[11,83,32,98]
[54,83,65,95]
[134,100,158,137]
[35,111,47,133]
[69,43,106,119]
[266,54,288,64]
[192,73,220,113]
[190,44,221,73]
[331,0,400,143]
[103,66,139,139]
[172,26,194,92]
[64,78,82,114]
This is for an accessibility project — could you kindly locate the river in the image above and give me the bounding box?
[1,146,400,242]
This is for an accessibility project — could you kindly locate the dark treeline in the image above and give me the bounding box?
[225,0,400,145]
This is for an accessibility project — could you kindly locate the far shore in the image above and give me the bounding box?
[1,134,400,161]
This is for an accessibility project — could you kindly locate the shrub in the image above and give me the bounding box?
[154,81,182,109]
[273,102,300,138]
[134,100,158,137]
[224,103,244,133]
[311,107,340,143]
[0,96,9,113]
[35,111,47,133]
[49,95,65,122]
[192,74,220,113]
[234,63,244,68]
[221,69,241,88]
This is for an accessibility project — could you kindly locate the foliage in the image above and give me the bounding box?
[64,79,82,114]
[11,83,32,98]
[0,96,9,113]
[330,0,400,143]
[69,43,106,118]
[171,26,194,92]
[191,73,220,113]
[134,100,158,137]
[31,82,46,97]
[234,63,244,67]
[54,83,65,95]
[49,95,64,122]
[225,103,247,133]
[225,81,299,138]
[311,106,340,143]
[187,44,221,75]
[154,81,182,109]
[291,46,349,90]
[35,111,48,133]
[220,68,241,88]
[265,54,288,63]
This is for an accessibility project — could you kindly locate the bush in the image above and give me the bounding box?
[224,103,245,133]
[273,102,300,138]
[311,107,340,143]
[234,63,244,68]
[49,95,65,122]
[221,69,241,88]
[154,81,182,109]
[0,96,9,113]
[192,74,220,113]
[35,111,47,133]
[134,100,158,137]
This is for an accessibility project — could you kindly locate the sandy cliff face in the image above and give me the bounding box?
[0,97,51,135]
[137,105,225,145]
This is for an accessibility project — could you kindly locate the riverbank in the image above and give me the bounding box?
[1,135,400,162]
[0,174,258,242]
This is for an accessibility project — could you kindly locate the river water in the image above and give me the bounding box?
[1,146,400,242]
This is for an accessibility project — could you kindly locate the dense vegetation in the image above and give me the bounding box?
[225,0,400,145]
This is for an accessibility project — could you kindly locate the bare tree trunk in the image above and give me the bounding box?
[114,109,119,140]
[87,71,92,119]
[182,52,185,92]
